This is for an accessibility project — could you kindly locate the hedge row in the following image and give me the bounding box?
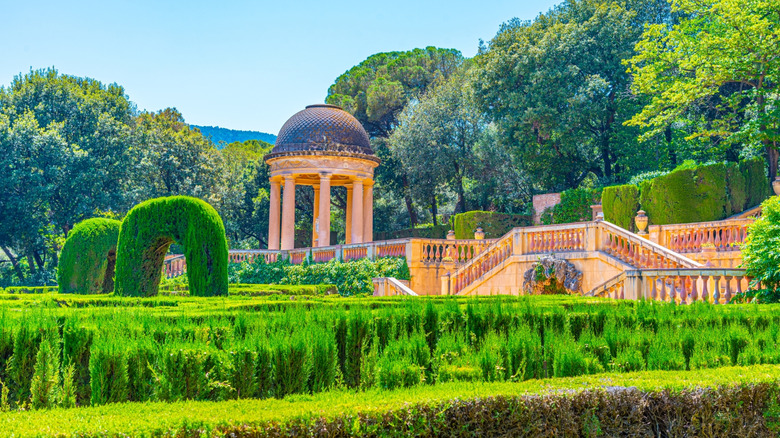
[4,296,780,410]
[451,211,531,239]
[601,184,640,231]
[2,365,780,437]
[375,224,450,240]
[0,286,59,294]
[603,158,770,228]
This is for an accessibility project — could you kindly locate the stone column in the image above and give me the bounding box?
[280,175,296,250]
[312,185,320,247]
[318,173,332,247]
[351,179,364,244]
[268,179,281,250]
[345,186,353,244]
[363,180,373,242]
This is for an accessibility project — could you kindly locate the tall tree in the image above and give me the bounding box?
[389,64,529,217]
[626,0,780,180]
[327,47,464,227]
[472,0,649,190]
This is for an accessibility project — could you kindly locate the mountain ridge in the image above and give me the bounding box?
[192,124,276,147]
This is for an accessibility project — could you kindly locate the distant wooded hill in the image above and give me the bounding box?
[192,125,276,147]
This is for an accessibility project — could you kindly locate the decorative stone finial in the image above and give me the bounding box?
[446,230,456,240]
[635,210,649,235]
[474,227,485,240]
[773,177,780,196]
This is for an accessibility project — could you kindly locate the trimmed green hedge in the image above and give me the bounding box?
[451,211,531,239]
[58,218,121,294]
[375,224,450,240]
[229,284,338,296]
[741,156,771,209]
[115,196,228,297]
[637,160,769,226]
[1,286,58,294]
[601,185,640,231]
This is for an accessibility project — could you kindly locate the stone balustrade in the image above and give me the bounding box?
[450,233,514,295]
[372,277,418,296]
[649,219,754,254]
[601,221,700,269]
[164,255,186,279]
[590,268,753,304]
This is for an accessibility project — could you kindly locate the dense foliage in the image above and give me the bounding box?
[0,70,271,287]
[741,196,780,303]
[58,218,121,295]
[229,257,410,296]
[540,188,601,225]
[627,0,780,179]
[115,196,228,297]
[1,294,780,412]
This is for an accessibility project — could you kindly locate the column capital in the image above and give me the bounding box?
[319,172,332,180]
[283,174,296,182]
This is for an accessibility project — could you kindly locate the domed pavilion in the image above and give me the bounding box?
[265,104,380,250]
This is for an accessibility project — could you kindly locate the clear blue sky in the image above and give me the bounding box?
[2,0,560,135]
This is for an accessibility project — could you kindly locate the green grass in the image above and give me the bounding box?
[2,364,779,437]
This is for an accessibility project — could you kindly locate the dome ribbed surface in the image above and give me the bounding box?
[269,104,373,156]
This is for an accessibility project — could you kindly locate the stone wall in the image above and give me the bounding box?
[532,193,561,224]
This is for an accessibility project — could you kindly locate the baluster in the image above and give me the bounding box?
[714,228,722,250]
[669,277,677,303]
[660,277,667,302]
[701,275,710,303]
[680,276,689,304]
[723,276,733,303]
[651,276,658,300]
[736,276,744,296]
[712,276,721,304]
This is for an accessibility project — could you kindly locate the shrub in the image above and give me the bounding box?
[231,257,408,296]
[114,196,228,297]
[451,211,531,239]
[601,185,640,231]
[58,218,121,295]
[739,196,780,303]
[375,224,450,240]
[541,188,601,225]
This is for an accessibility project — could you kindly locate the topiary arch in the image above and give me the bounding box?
[58,218,122,294]
[114,196,228,297]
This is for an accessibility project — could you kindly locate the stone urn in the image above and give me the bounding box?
[773,177,780,196]
[635,210,649,235]
[474,227,485,240]
[446,230,456,240]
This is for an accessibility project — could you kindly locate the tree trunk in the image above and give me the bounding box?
[33,250,45,272]
[767,143,778,182]
[431,194,438,226]
[1,246,24,282]
[402,175,418,227]
[26,253,37,276]
[665,125,677,167]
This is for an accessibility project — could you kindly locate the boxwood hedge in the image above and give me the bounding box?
[451,211,531,239]
[601,184,640,231]
[58,218,121,294]
[114,196,228,297]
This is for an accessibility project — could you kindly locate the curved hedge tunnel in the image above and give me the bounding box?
[114,196,228,297]
[58,218,122,294]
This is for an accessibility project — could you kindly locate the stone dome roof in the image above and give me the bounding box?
[266,104,375,160]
